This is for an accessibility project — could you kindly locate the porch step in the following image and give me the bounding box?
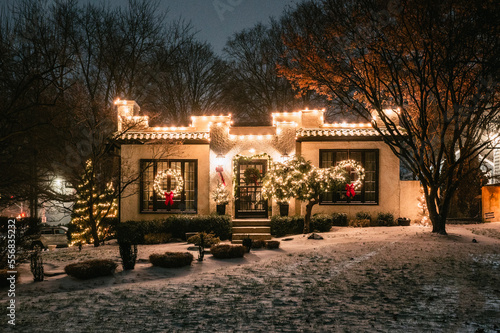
[231,219,272,244]
[231,233,272,243]
[232,226,271,234]
[232,219,271,227]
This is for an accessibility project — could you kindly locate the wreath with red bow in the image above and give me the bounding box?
[154,169,184,206]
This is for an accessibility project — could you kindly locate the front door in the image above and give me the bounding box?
[235,159,268,218]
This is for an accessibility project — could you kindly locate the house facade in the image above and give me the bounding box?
[117,100,421,222]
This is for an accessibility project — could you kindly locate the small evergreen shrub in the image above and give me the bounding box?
[242,237,252,252]
[210,244,246,259]
[349,219,371,227]
[310,214,333,232]
[144,233,172,244]
[265,240,280,249]
[116,216,232,245]
[115,221,145,245]
[149,252,194,268]
[271,215,334,236]
[30,250,44,282]
[398,217,411,226]
[168,215,232,240]
[356,211,372,222]
[187,232,220,248]
[119,243,138,270]
[270,216,303,237]
[332,213,348,226]
[376,213,396,226]
[65,259,117,279]
[251,240,266,249]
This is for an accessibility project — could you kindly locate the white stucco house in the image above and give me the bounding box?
[116,100,421,223]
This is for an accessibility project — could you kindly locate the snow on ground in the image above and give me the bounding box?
[2,223,500,332]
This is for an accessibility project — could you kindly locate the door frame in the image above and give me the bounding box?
[234,159,268,219]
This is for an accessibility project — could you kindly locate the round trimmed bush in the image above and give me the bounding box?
[265,240,280,249]
[149,252,194,268]
[187,232,220,248]
[64,259,117,280]
[251,239,266,249]
[210,244,245,259]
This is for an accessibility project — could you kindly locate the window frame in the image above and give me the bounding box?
[319,149,379,205]
[139,159,198,214]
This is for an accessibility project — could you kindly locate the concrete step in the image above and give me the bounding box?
[232,226,271,234]
[232,219,271,227]
[231,233,272,242]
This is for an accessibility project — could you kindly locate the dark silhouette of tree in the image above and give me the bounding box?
[146,39,231,126]
[224,20,324,125]
[280,0,500,234]
[0,0,191,246]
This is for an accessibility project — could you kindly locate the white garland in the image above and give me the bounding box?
[154,169,184,195]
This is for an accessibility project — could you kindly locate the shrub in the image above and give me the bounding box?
[349,219,371,227]
[65,259,117,280]
[187,232,220,248]
[271,215,334,236]
[30,250,44,282]
[115,221,146,245]
[251,239,266,249]
[0,217,41,269]
[242,237,252,252]
[119,243,138,270]
[356,211,372,221]
[398,217,411,226]
[0,269,20,288]
[149,252,194,268]
[116,216,232,245]
[270,216,304,237]
[376,213,396,226]
[144,233,172,244]
[265,240,280,249]
[332,213,348,226]
[310,214,333,232]
[210,244,246,259]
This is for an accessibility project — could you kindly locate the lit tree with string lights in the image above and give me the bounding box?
[262,156,364,233]
[69,160,117,247]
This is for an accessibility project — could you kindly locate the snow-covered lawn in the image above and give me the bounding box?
[4,223,500,332]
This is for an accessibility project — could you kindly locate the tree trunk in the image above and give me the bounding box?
[425,189,448,235]
[431,215,447,235]
[303,201,315,234]
[90,218,100,247]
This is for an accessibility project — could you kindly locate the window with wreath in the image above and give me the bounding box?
[140,160,197,212]
[320,150,378,204]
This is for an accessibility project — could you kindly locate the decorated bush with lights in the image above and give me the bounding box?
[263,156,364,233]
[69,160,117,247]
[212,181,230,205]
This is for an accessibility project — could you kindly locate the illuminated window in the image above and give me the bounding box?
[140,160,197,213]
[320,150,378,204]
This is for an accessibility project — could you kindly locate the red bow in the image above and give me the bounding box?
[215,166,226,186]
[345,183,355,198]
[164,191,174,206]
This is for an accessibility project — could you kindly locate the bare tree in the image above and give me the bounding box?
[280,0,500,234]
[224,20,325,124]
[146,39,231,126]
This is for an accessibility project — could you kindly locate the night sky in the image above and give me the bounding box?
[85,0,298,53]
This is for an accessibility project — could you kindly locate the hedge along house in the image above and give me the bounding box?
[117,100,421,227]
